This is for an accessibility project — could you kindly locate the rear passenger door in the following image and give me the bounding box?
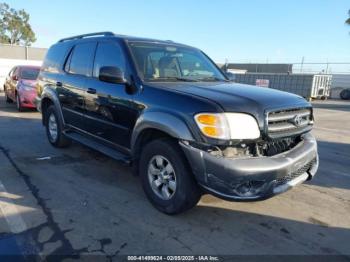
[84,40,134,149]
[60,41,96,130]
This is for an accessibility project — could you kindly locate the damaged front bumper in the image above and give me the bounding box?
[180,132,319,201]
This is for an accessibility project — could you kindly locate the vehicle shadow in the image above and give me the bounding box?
[0,103,37,114]
[0,191,349,256]
[310,140,350,191]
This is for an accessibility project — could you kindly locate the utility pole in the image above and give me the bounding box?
[224,58,228,72]
[300,56,305,73]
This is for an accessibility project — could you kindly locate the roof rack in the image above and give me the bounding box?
[58,32,115,42]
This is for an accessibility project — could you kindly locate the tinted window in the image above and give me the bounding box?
[93,42,126,77]
[42,43,70,73]
[69,42,96,76]
[20,68,40,80]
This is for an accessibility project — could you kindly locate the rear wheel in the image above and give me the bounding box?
[139,138,201,215]
[45,105,71,148]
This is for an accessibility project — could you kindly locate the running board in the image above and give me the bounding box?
[64,131,131,165]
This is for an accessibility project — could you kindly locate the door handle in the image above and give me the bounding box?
[56,81,62,87]
[87,88,97,94]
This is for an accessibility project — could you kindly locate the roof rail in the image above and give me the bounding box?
[58,32,115,42]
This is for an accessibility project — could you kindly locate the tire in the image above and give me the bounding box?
[45,105,71,148]
[16,94,23,112]
[4,91,12,103]
[139,138,201,215]
[340,89,350,100]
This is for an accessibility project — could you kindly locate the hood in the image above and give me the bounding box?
[20,79,37,87]
[151,82,311,128]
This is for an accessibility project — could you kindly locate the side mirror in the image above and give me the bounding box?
[12,75,18,81]
[225,72,235,82]
[99,66,127,84]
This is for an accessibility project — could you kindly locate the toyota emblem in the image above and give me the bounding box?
[292,115,302,127]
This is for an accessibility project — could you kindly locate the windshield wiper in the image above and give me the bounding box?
[198,76,228,82]
[147,77,199,82]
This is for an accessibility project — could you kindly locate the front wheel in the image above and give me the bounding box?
[139,138,201,215]
[4,91,12,103]
[16,94,23,111]
[45,105,71,148]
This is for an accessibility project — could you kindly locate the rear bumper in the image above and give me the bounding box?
[180,132,318,201]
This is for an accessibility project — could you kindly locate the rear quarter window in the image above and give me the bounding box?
[42,43,71,73]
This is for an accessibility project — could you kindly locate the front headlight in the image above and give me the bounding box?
[194,113,260,140]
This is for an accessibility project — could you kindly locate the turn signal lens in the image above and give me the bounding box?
[202,126,221,137]
[195,113,230,139]
[196,114,219,126]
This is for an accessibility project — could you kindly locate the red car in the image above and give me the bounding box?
[4,65,41,111]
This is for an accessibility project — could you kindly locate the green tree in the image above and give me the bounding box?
[0,2,36,46]
[346,10,350,25]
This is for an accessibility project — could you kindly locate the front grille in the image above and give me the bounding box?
[275,158,316,187]
[267,108,313,138]
[262,137,299,156]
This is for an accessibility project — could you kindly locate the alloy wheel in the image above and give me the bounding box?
[48,113,58,142]
[147,155,177,200]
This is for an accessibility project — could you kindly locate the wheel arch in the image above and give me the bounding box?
[130,111,195,175]
[40,87,64,126]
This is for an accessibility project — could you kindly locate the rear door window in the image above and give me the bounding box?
[42,43,70,73]
[68,42,96,77]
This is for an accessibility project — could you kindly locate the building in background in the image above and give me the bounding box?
[0,44,47,91]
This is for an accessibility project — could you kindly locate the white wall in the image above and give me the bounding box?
[0,58,42,91]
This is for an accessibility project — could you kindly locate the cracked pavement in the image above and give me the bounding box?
[0,93,350,259]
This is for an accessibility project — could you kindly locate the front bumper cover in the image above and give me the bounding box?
[180,132,318,201]
[18,89,37,108]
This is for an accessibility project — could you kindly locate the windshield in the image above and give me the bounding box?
[20,68,40,80]
[128,42,227,82]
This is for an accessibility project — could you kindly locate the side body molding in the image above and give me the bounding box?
[131,111,195,153]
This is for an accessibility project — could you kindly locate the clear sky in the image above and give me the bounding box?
[4,0,350,64]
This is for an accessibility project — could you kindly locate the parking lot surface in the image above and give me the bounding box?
[0,93,349,258]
